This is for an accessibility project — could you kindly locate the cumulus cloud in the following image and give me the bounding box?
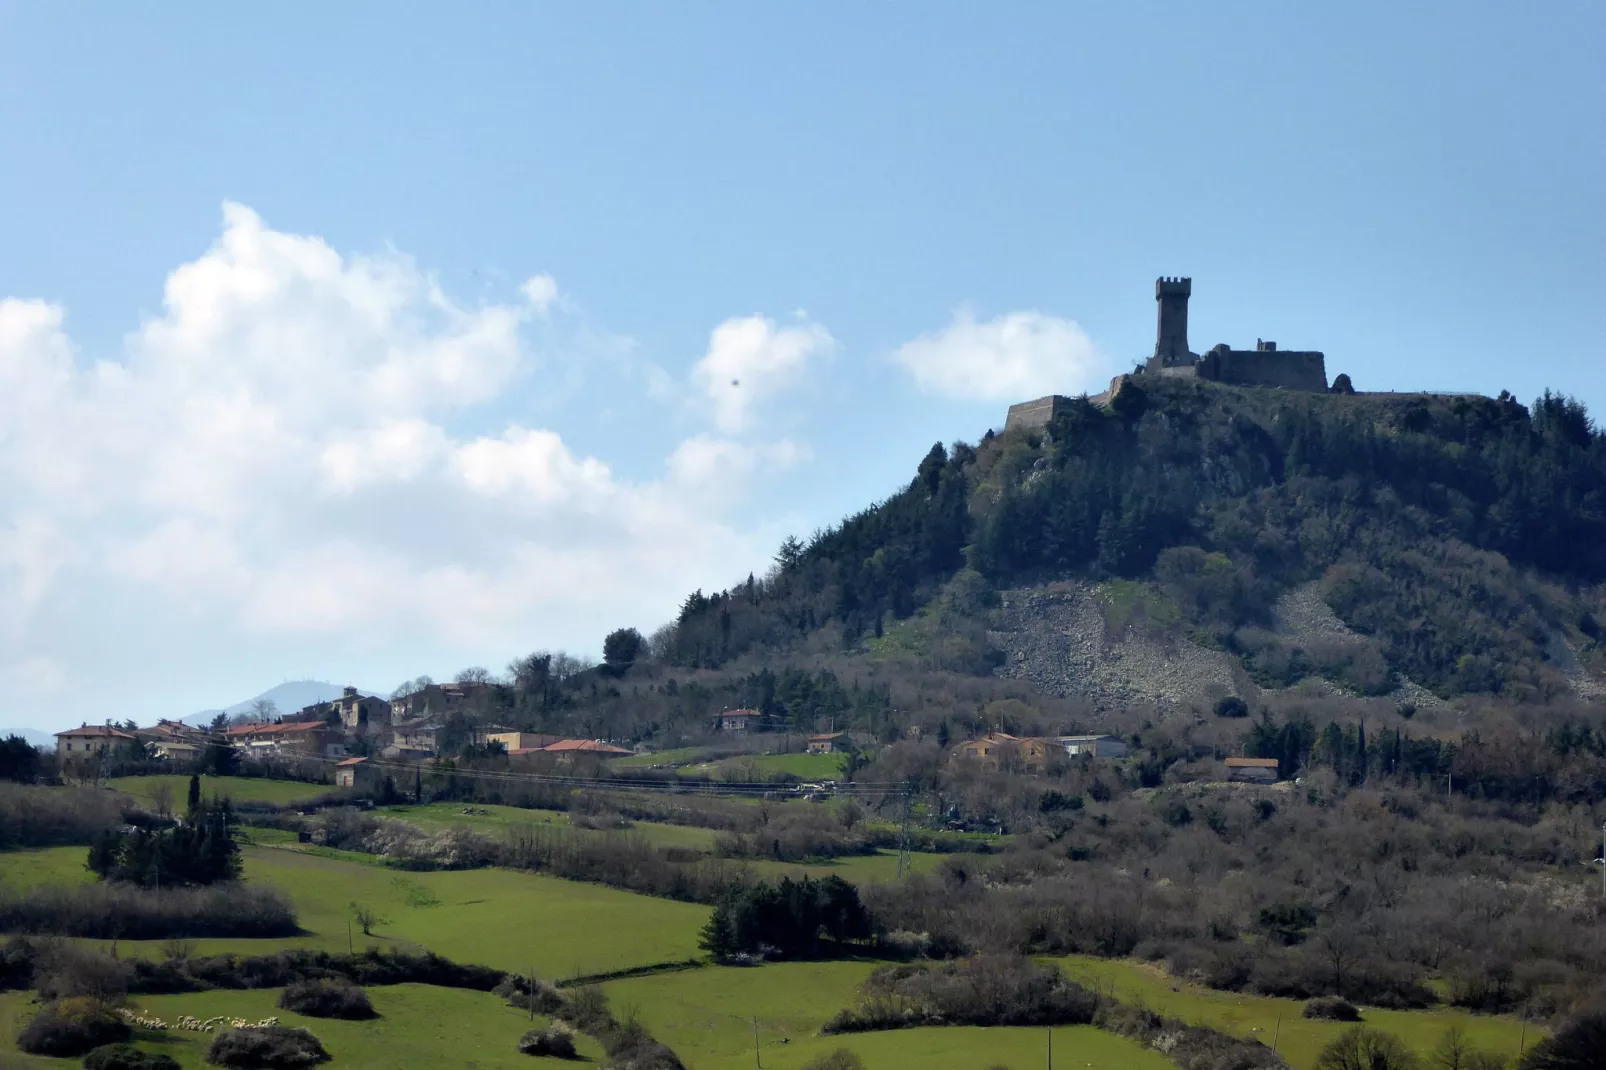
[0,204,810,722]
[691,315,833,433]
[892,307,1108,401]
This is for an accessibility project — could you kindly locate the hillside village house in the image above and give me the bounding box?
[486,731,561,752]
[1226,757,1281,784]
[389,718,444,754]
[807,732,845,754]
[956,733,1053,774]
[225,720,344,759]
[1058,735,1129,759]
[334,756,369,788]
[55,724,138,756]
[148,741,200,764]
[718,709,759,732]
[145,719,205,743]
[325,686,391,732]
[389,681,492,721]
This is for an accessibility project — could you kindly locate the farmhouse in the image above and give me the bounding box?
[956,733,1053,774]
[807,732,845,755]
[718,709,760,732]
[55,724,137,755]
[390,718,445,754]
[326,686,391,732]
[1058,734,1129,759]
[227,720,344,758]
[1226,757,1281,784]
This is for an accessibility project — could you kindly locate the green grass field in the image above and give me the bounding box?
[1,984,603,1069]
[749,849,945,884]
[603,961,1171,1070]
[0,845,708,978]
[105,774,333,809]
[608,746,709,769]
[1054,955,1539,1070]
[377,801,722,852]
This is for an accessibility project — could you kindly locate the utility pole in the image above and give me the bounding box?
[1600,821,1606,899]
[896,781,913,880]
[1046,1026,1053,1070]
[752,1018,763,1070]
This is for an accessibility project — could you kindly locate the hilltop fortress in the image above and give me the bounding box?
[1006,277,1333,432]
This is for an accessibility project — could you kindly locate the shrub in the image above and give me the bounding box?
[517,1024,578,1059]
[16,998,132,1057]
[1519,1007,1606,1069]
[205,1025,330,1068]
[1303,997,1361,1021]
[276,978,377,1020]
[0,882,297,940]
[83,1043,183,1070]
[1315,1027,1419,1070]
[825,956,1101,1032]
[0,783,126,849]
[1214,696,1250,719]
[36,945,134,1003]
[128,947,503,995]
[802,1050,864,1070]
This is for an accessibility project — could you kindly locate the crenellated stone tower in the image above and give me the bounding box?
[1152,276,1194,367]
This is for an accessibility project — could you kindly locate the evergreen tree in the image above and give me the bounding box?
[186,773,202,815]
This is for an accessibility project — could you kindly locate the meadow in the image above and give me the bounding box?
[104,775,333,809]
[376,801,722,851]
[601,960,1172,1070]
[0,844,708,978]
[1054,955,1539,1069]
[1,983,602,1069]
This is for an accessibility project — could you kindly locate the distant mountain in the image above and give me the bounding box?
[181,680,382,727]
[0,727,57,750]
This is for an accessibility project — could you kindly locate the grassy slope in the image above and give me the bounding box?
[1,984,603,1070]
[603,961,1170,1070]
[376,802,722,851]
[748,849,945,884]
[1056,955,1538,1069]
[105,775,332,808]
[0,846,707,978]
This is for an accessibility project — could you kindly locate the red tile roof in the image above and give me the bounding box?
[336,757,368,767]
[540,739,633,756]
[55,725,137,740]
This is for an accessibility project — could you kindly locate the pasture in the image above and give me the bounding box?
[0,845,708,978]
[105,775,332,809]
[377,801,722,851]
[1055,955,1538,1069]
[749,849,945,884]
[2,984,600,1069]
[602,961,1171,1070]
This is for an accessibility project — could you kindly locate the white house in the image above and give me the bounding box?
[1057,735,1128,759]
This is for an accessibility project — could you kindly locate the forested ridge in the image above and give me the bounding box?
[662,376,1606,700]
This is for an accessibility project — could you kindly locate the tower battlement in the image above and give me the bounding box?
[1155,276,1192,296]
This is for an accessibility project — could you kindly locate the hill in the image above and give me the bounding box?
[182,679,381,727]
[659,377,1606,708]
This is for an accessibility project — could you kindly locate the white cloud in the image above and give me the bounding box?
[0,204,813,723]
[691,315,833,433]
[893,307,1109,401]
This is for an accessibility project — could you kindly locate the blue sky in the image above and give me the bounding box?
[2,3,1602,731]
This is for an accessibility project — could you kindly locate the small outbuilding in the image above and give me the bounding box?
[806,732,845,754]
[334,756,369,788]
[1057,734,1129,759]
[1225,757,1281,784]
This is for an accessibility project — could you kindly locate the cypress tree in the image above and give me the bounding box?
[186,773,201,815]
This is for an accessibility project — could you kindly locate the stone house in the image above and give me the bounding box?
[806,732,845,755]
[55,724,138,757]
[956,733,1053,774]
[334,756,369,788]
[327,686,391,732]
[718,709,759,732]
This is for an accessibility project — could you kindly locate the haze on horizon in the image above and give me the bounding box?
[1,2,1602,733]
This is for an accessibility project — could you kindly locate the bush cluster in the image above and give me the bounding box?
[1303,997,1361,1021]
[83,1044,183,1070]
[16,998,132,1057]
[0,881,296,940]
[276,978,376,1020]
[87,807,241,887]
[824,956,1100,1033]
[517,1024,577,1059]
[205,1025,329,1068]
[699,875,872,961]
[0,783,127,849]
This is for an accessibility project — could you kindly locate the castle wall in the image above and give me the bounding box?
[1004,395,1071,433]
[1200,349,1327,392]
